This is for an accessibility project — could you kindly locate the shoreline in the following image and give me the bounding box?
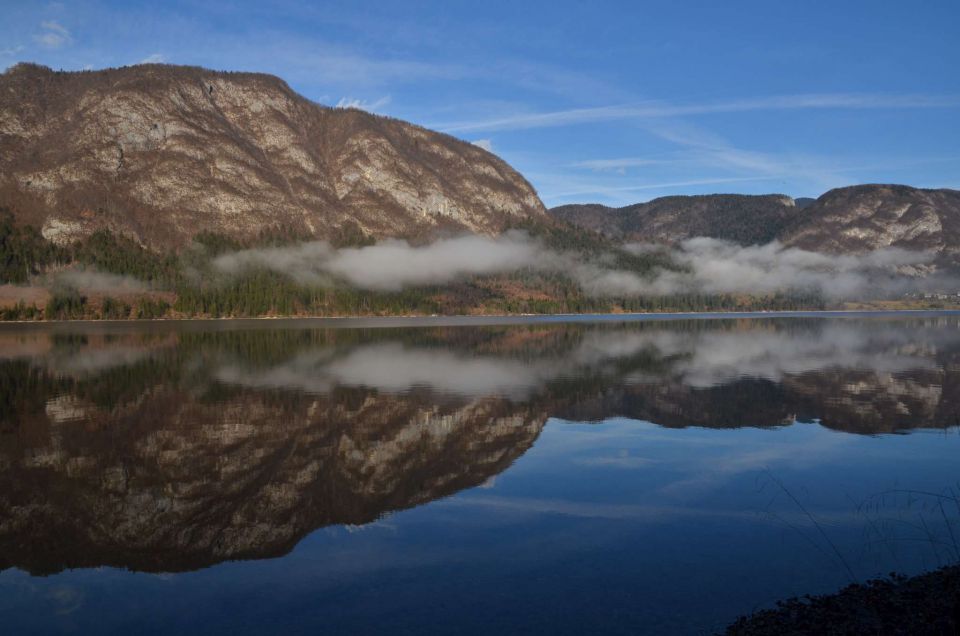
[1,308,959,331]
[724,564,960,634]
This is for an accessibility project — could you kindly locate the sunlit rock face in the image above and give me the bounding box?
[0,63,546,249]
[779,185,960,262]
[1,317,959,574]
[549,185,960,266]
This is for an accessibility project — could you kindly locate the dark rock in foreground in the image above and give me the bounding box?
[724,565,960,635]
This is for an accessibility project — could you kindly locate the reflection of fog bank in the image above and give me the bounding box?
[655,324,939,388]
[215,344,553,398]
[214,322,949,400]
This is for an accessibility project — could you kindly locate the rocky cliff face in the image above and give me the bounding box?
[550,186,960,259]
[0,63,546,249]
[779,185,960,258]
[550,194,799,245]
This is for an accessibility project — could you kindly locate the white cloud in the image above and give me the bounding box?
[335,95,392,112]
[208,229,946,302]
[549,151,960,206]
[599,237,940,299]
[571,157,681,173]
[54,269,147,293]
[471,139,494,152]
[139,53,167,64]
[433,93,960,134]
[643,120,847,190]
[210,232,548,291]
[549,175,784,198]
[35,20,72,49]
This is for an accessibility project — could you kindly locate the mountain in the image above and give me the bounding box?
[0,63,545,250]
[550,194,799,245]
[779,184,960,257]
[550,185,960,259]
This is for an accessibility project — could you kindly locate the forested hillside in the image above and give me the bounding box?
[0,210,826,320]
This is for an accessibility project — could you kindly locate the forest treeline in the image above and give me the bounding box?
[0,209,826,320]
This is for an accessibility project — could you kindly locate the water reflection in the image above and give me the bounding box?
[0,315,958,581]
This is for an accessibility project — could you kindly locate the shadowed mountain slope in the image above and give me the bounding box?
[550,194,799,245]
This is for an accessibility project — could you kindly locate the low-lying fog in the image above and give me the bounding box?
[208,232,947,299]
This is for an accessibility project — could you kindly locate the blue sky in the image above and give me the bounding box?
[2,0,958,207]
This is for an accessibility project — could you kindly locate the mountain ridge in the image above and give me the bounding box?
[779,184,960,256]
[550,184,960,259]
[0,62,546,250]
[551,193,799,245]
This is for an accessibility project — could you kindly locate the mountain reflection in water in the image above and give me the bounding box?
[0,315,959,634]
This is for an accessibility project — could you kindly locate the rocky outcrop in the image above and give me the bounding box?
[779,184,960,259]
[0,63,546,249]
[550,194,799,245]
[549,186,960,262]
[725,565,960,635]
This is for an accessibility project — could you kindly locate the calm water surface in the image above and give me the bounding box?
[1,313,959,634]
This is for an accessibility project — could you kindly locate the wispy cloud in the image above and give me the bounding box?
[53,269,147,293]
[557,122,960,204]
[548,176,785,198]
[644,120,847,190]
[34,20,72,49]
[138,53,167,64]
[434,93,960,134]
[471,139,494,152]
[266,42,463,88]
[335,95,392,112]
[571,157,684,173]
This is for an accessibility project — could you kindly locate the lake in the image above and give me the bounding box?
[1,312,959,634]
